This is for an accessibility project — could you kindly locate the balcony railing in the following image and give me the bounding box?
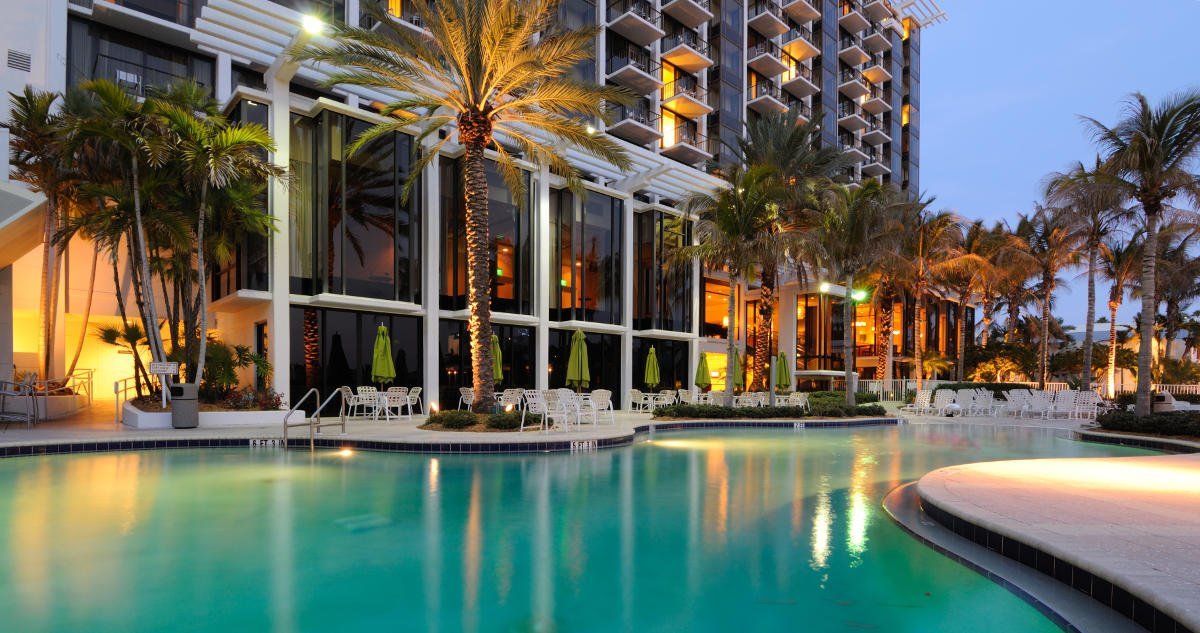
[670,125,706,148]
[607,0,662,25]
[863,23,890,40]
[360,0,424,29]
[840,67,866,84]
[867,84,891,102]
[865,53,888,68]
[788,100,813,119]
[840,34,864,50]
[608,100,660,128]
[840,0,863,16]
[662,28,708,57]
[749,0,783,20]
[748,80,782,101]
[785,62,814,82]
[663,75,706,101]
[783,26,817,47]
[607,45,657,75]
[83,0,199,27]
[747,40,783,59]
[838,135,863,152]
[838,101,863,119]
[92,53,203,97]
[864,148,884,164]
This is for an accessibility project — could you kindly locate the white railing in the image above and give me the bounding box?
[7,369,96,420]
[113,374,165,425]
[1114,384,1200,396]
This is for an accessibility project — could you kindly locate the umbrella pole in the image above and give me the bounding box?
[768,355,776,407]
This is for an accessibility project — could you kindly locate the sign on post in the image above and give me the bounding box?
[149,362,180,409]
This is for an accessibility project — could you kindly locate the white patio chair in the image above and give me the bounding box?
[499,388,524,412]
[457,387,474,410]
[380,391,409,421]
[953,389,976,416]
[659,390,677,405]
[590,389,616,425]
[629,389,648,412]
[900,389,932,415]
[1072,390,1100,419]
[1048,390,1077,419]
[521,389,552,432]
[676,388,695,404]
[406,387,423,414]
[356,386,379,419]
[338,386,363,418]
[927,390,955,416]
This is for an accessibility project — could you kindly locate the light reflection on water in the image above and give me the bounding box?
[0,425,1154,633]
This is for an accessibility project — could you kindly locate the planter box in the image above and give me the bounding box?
[122,402,287,429]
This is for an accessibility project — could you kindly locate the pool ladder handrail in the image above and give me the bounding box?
[282,388,349,451]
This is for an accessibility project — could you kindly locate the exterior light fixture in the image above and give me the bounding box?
[338,448,354,457]
[818,281,831,293]
[850,288,868,302]
[505,404,514,412]
[585,124,596,135]
[430,402,439,413]
[301,14,325,35]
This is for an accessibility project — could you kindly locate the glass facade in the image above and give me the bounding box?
[701,277,739,339]
[67,17,214,96]
[212,99,270,301]
[440,158,533,315]
[438,321,536,411]
[550,190,624,324]
[288,307,422,409]
[548,329,622,407]
[633,337,690,391]
[633,210,692,332]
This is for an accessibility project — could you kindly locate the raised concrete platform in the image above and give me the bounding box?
[917,453,1200,632]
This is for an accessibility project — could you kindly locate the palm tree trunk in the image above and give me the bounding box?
[1107,301,1120,399]
[914,287,925,390]
[725,275,738,406]
[754,266,776,392]
[130,159,166,364]
[65,248,100,377]
[955,288,968,381]
[1081,246,1098,392]
[1039,279,1051,389]
[843,276,856,407]
[875,291,892,379]
[1005,296,1019,344]
[38,196,58,380]
[193,185,209,388]
[980,298,992,347]
[1135,209,1158,416]
[459,114,495,412]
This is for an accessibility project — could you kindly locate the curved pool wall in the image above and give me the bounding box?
[0,424,1153,633]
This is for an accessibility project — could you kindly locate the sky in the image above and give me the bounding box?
[919,0,1200,329]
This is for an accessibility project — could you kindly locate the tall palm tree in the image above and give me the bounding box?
[974,221,1031,347]
[1156,226,1200,360]
[1083,90,1200,415]
[1017,207,1082,388]
[733,111,852,390]
[3,87,75,380]
[938,220,997,381]
[1099,235,1141,398]
[679,165,783,405]
[804,180,898,406]
[893,197,959,389]
[1045,157,1128,391]
[292,0,632,411]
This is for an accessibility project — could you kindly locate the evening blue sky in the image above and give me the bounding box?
[920,0,1199,329]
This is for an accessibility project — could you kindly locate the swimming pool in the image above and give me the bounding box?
[0,424,1151,632]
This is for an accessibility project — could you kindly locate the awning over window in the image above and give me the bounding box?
[0,180,45,269]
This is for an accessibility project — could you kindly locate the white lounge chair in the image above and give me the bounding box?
[458,387,474,410]
[591,389,616,425]
[900,389,932,415]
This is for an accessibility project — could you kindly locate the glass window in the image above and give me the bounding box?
[701,276,738,339]
[267,0,346,22]
[633,337,689,391]
[67,17,214,96]
[438,321,536,410]
[548,329,622,408]
[795,293,841,372]
[633,210,692,332]
[440,158,533,314]
[550,190,624,324]
[290,114,317,294]
[211,99,271,301]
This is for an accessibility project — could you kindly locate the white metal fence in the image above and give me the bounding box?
[859,379,1073,401]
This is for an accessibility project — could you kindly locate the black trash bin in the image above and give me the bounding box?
[170,383,199,429]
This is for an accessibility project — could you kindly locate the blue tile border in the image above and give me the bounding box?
[1075,430,1200,454]
[0,417,901,458]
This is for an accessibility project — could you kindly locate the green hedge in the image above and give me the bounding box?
[803,391,880,407]
[1096,410,1200,437]
[651,403,888,420]
[427,410,477,429]
[931,382,1033,397]
[486,411,523,430]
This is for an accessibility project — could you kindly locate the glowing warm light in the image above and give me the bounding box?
[811,476,832,570]
[585,124,596,135]
[721,316,730,328]
[428,458,440,494]
[818,281,831,293]
[301,14,325,34]
[965,457,1200,493]
[850,288,868,302]
[505,404,514,412]
[854,321,867,327]
[337,448,354,457]
[430,402,439,413]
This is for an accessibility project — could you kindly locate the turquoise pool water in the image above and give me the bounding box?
[0,425,1151,632]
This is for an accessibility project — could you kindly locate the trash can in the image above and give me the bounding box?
[170,383,199,429]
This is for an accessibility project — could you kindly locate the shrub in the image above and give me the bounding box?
[427,410,478,429]
[486,411,523,430]
[931,382,1033,398]
[1096,410,1200,437]
[222,387,284,411]
[855,404,887,416]
[807,405,848,417]
[804,391,879,408]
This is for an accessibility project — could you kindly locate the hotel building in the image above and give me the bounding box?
[0,0,955,411]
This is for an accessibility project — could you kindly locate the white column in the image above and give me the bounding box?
[421,147,441,411]
[0,266,12,382]
[779,287,797,388]
[619,196,634,408]
[215,52,232,104]
[267,79,291,403]
[534,167,551,390]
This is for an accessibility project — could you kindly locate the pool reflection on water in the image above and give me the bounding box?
[0,425,1152,632]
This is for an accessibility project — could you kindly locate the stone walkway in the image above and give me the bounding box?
[918,452,1200,631]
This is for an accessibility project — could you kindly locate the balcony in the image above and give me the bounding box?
[862,0,893,21]
[862,116,890,144]
[862,23,891,52]
[838,0,870,32]
[788,100,814,123]
[862,54,891,83]
[862,150,891,176]
[747,1,788,37]
[747,81,788,114]
[837,102,868,130]
[360,1,431,37]
[92,52,205,98]
[781,62,819,97]
[861,85,891,114]
[782,0,820,22]
[660,0,713,28]
[838,67,870,99]
[838,34,870,65]
[606,101,663,146]
[607,0,666,47]
[782,25,820,60]
[661,126,710,164]
[88,0,199,27]
[661,30,713,73]
[661,77,712,117]
[746,41,788,77]
[838,135,867,161]
[606,47,663,94]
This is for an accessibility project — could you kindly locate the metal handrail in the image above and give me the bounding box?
[282,388,320,450]
[281,388,348,452]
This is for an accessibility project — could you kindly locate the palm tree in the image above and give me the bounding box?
[1099,235,1141,398]
[804,180,898,406]
[3,87,75,380]
[1082,90,1200,415]
[1017,207,1082,388]
[292,0,633,411]
[679,165,783,405]
[1045,158,1128,391]
[894,197,959,389]
[1156,226,1200,360]
[733,111,852,389]
[938,220,997,381]
[974,221,1031,347]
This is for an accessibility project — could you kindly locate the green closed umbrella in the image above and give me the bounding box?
[371,325,396,385]
[694,354,711,391]
[732,348,744,390]
[491,334,504,384]
[775,351,791,392]
[644,346,661,389]
[566,330,590,390]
